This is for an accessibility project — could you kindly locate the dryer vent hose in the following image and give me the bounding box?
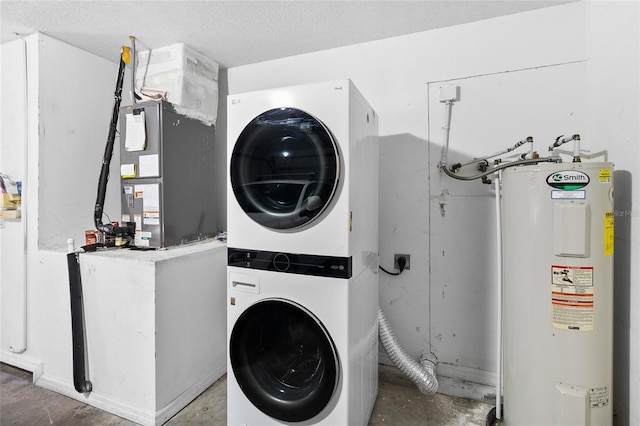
[378,305,438,395]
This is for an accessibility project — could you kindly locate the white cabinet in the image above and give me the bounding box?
[37,240,227,425]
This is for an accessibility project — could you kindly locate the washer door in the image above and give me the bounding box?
[230,299,340,422]
[230,108,340,230]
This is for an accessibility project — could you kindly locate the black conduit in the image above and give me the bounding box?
[67,252,92,393]
[68,47,130,394]
[94,51,128,234]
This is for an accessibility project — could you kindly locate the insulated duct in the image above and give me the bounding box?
[378,305,438,394]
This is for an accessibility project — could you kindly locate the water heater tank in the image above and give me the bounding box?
[501,162,614,425]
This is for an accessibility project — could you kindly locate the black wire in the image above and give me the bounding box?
[380,265,401,276]
[94,53,127,233]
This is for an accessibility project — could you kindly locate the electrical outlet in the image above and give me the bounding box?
[394,254,411,271]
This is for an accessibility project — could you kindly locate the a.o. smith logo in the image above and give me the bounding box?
[547,171,590,190]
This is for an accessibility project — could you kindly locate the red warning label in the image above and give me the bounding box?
[551,265,594,331]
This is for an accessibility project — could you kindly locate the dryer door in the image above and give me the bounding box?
[230,108,340,230]
[230,299,340,422]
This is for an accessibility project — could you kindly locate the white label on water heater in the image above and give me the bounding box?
[551,265,594,331]
[551,190,586,200]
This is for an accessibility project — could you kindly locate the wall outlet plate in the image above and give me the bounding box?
[394,254,411,271]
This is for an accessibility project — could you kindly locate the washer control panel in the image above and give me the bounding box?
[228,248,352,279]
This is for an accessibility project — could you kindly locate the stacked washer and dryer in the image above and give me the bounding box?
[226,80,380,425]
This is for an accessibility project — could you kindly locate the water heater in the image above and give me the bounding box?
[501,162,614,425]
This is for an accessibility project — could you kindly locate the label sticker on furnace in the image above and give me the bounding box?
[551,265,594,331]
[590,386,610,408]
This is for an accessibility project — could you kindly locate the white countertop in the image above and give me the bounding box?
[81,238,226,262]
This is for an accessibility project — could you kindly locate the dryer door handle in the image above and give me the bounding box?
[232,280,259,294]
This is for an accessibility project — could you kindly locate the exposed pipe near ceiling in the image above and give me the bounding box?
[494,169,503,420]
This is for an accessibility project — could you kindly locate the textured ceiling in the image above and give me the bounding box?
[1,1,574,68]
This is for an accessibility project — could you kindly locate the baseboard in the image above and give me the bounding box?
[0,350,43,382]
[378,362,497,403]
[155,364,226,425]
[35,374,156,425]
[437,362,496,386]
[35,364,226,426]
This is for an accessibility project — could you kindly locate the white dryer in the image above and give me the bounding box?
[227,266,378,425]
[226,80,379,425]
[227,79,378,278]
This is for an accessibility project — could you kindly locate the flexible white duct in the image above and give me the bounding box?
[378,305,438,394]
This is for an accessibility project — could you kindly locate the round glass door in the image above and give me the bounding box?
[230,108,340,230]
[230,299,340,422]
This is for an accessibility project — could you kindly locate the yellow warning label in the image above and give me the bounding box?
[604,210,614,256]
[599,169,612,183]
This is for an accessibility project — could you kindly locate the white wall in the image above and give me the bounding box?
[227,1,639,422]
[427,60,592,389]
[1,33,121,372]
[37,35,121,249]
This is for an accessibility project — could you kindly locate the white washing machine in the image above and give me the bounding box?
[227,79,378,279]
[226,80,379,425]
[227,266,378,425]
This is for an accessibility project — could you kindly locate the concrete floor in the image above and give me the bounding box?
[1,362,493,425]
